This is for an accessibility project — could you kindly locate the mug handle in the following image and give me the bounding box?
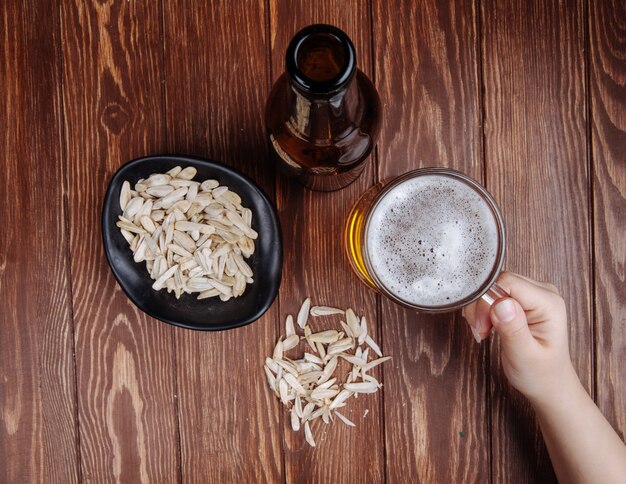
[480,282,508,306]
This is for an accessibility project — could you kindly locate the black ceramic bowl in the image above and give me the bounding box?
[102,155,282,330]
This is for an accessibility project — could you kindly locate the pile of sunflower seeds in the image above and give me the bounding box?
[264,298,391,447]
[116,166,256,301]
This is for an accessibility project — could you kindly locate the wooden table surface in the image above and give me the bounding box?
[1,0,624,482]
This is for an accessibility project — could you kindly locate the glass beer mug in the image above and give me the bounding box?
[345,168,507,312]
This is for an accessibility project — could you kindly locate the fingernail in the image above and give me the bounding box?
[493,299,516,323]
[470,326,482,343]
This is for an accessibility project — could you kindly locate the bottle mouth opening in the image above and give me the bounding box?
[286,24,356,95]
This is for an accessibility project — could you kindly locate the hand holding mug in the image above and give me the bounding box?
[462,271,575,404]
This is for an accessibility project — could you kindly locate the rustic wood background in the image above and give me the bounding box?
[1,0,624,482]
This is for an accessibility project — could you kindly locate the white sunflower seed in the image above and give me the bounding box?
[339,320,354,339]
[317,356,338,385]
[146,185,175,197]
[298,371,323,383]
[151,209,165,222]
[119,181,131,210]
[123,197,144,219]
[212,186,228,197]
[185,278,215,292]
[139,216,156,233]
[339,354,367,367]
[273,340,283,360]
[295,396,303,419]
[310,387,339,400]
[283,373,306,395]
[278,379,289,405]
[177,166,197,180]
[308,330,340,344]
[304,353,323,365]
[120,229,134,244]
[365,335,383,357]
[264,365,276,390]
[345,308,361,338]
[315,377,337,390]
[166,166,182,178]
[167,244,194,258]
[310,306,344,316]
[302,402,315,421]
[304,421,316,447]
[297,297,311,328]
[343,382,379,394]
[146,174,170,187]
[310,407,325,422]
[161,188,188,209]
[358,316,368,345]
[186,183,198,202]
[283,335,299,351]
[363,356,392,372]
[169,178,195,188]
[197,289,219,300]
[329,389,353,410]
[274,360,298,377]
[316,342,326,359]
[201,179,219,191]
[291,408,300,431]
[152,264,179,290]
[285,315,295,337]
[334,411,356,427]
[265,357,278,373]
[363,374,381,387]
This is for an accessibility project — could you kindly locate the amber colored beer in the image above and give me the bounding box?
[345,169,506,311]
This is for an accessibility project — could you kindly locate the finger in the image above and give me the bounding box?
[473,298,493,340]
[490,297,536,352]
[509,272,559,294]
[461,303,480,343]
[462,301,477,325]
[496,272,562,320]
[463,298,492,342]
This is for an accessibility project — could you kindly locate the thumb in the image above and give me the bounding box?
[490,298,534,349]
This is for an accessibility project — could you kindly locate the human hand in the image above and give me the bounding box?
[462,272,577,404]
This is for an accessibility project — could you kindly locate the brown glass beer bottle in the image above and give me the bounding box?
[266,24,381,191]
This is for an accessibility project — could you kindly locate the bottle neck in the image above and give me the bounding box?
[285,24,356,96]
[285,74,361,142]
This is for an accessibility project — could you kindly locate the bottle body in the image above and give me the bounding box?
[265,25,381,191]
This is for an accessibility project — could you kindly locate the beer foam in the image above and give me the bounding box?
[366,174,500,307]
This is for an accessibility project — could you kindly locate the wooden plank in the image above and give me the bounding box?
[372,0,489,482]
[589,0,626,440]
[268,2,385,482]
[161,1,283,481]
[0,1,79,482]
[481,0,591,482]
[60,1,180,481]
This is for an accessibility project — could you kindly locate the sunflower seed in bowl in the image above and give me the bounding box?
[116,166,256,301]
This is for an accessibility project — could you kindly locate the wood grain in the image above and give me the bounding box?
[372,0,490,481]
[162,0,283,481]
[589,0,626,440]
[0,1,79,482]
[481,0,592,482]
[3,0,626,481]
[268,1,385,482]
[60,0,180,481]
